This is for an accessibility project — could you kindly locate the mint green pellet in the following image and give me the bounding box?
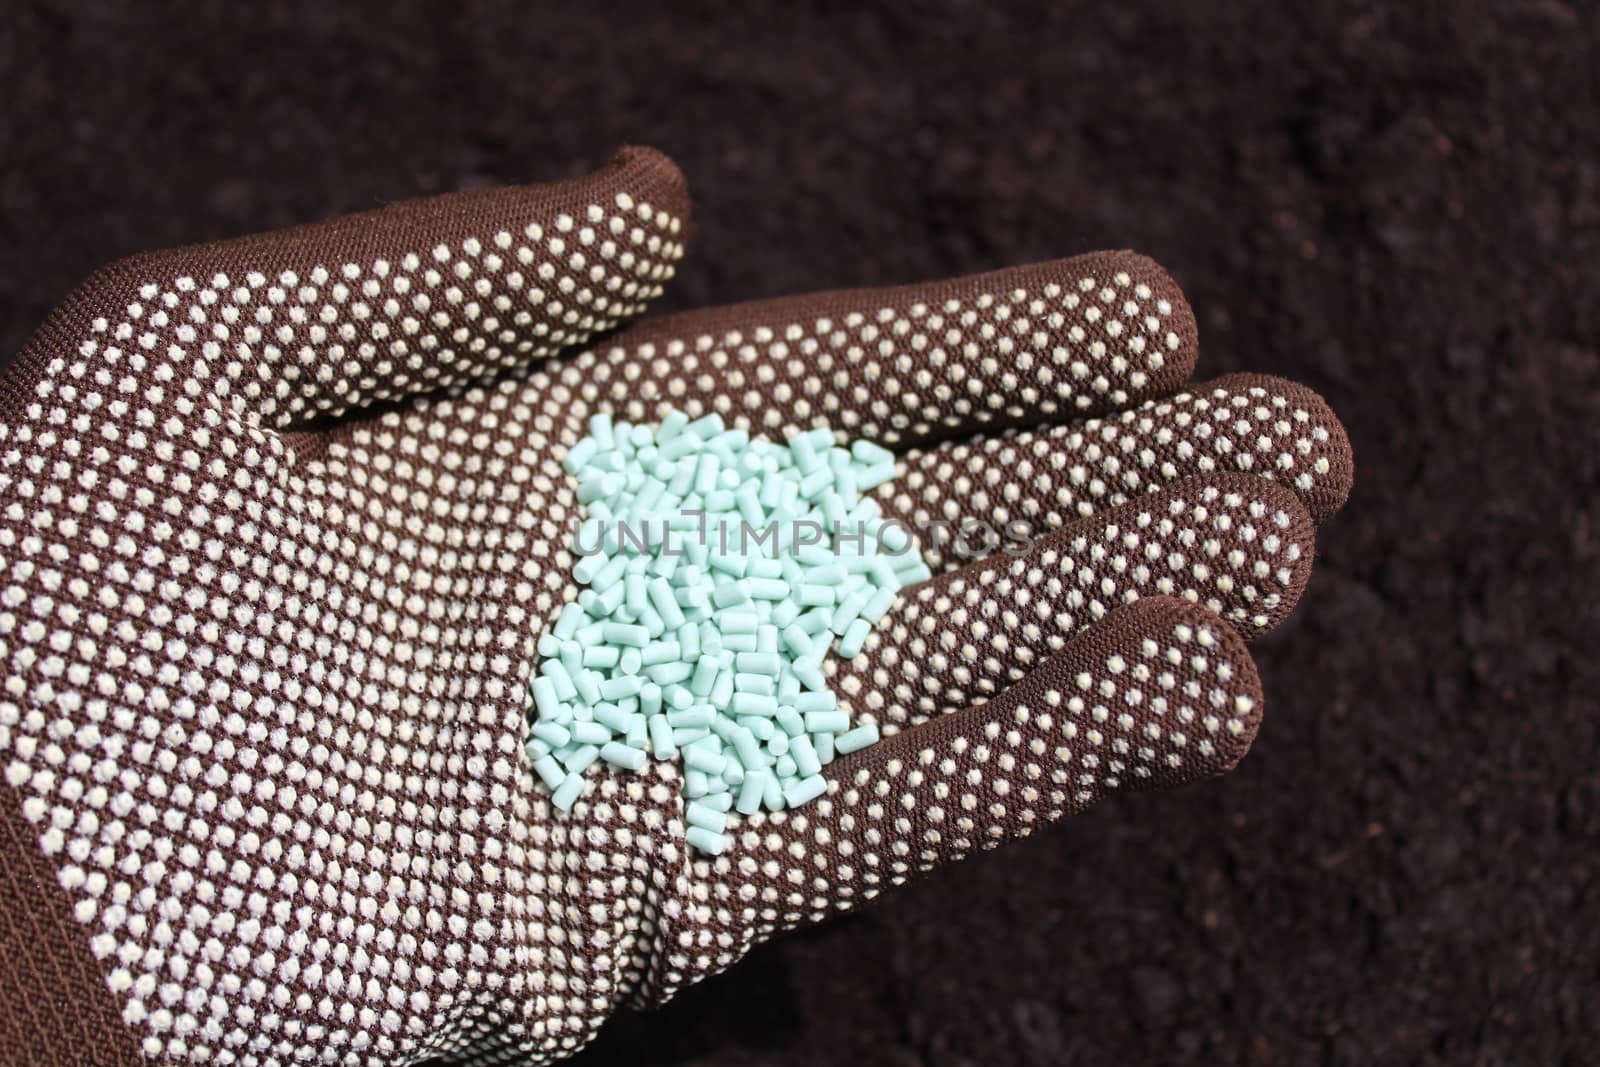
[602,622,649,647]
[736,651,782,676]
[544,658,578,701]
[720,610,759,634]
[683,747,727,775]
[709,669,736,708]
[589,583,624,616]
[657,409,689,442]
[563,436,601,475]
[685,826,727,855]
[648,578,686,629]
[599,675,641,702]
[533,756,566,791]
[793,691,835,713]
[784,774,827,808]
[839,618,872,659]
[732,729,766,771]
[648,714,676,757]
[862,587,897,624]
[745,577,788,601]
[551,773,586,811]
[666,706,713,729]
[797,584,835,607]
[530,677,560,719]
[747,557,783,579]
[640,642,679,668]
[531,722,571,748]
[857,461,897,490]
[731,693,777,717]
[528,405,923,854]
[734,673,774,695]
[775,707,805,737]
[722,631,757,653]
[791,735,822,777]
[601,741,647,771]
[591,704,632,733]
[736,772,769,815]
[804,710,850,733]
[781,623,813,656]
[834,722,880,754]
[647,661,692,685]
[625,573,647,614]
[570,720,609,745]
[699,790,734,813]
[689,655,719,696]
[574,671,602,704]
[850,439,895,467]
[685,800,728,833]
[793,661,827,692]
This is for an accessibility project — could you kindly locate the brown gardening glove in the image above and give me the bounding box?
[0,147,1352,1065]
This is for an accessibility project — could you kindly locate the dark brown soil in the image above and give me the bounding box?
[2,3,1596,1064]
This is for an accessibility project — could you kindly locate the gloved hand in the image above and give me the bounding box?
[0,147,1351,1065]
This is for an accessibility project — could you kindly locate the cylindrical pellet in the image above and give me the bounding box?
[791,735,822,777]
[745,577,788,601]
[602,622,649,647]
[592,704,632,733]
[551,773,586,811]
[599,675,641,702]
[794,691,836,714]
[737,772,769,815]
[530,677,560,719]
[839,617,872,659]
[531,722,571,748]
[570,722,610,746]
[783,774,827,808]
[775,707,805,737]
[685,826,727,855]
[732,728,767,771]
[648,714,677,758]
[648,577,686,629]
[834,722,880,755]
[685,800,728,833]
[736,651,783,676]
[666,706,714,729]
[683,746,728,776]
[804,710,850,734]
[601,741,648,772]
[690,655,720,696]
[731,692,778,717]
[532,756,567,791]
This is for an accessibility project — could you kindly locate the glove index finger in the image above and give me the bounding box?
[588,250,1198,450]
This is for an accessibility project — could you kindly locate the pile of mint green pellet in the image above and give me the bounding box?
[525,408,930,854]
